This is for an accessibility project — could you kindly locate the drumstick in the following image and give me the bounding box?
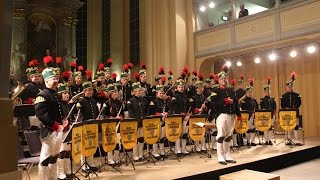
[97,103,107,119]
[62,108,81,143]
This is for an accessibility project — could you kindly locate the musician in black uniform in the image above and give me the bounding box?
[165,70,175,98]
[56,83,73,180]
[149,85,171,160]
[104,58,114,85]
[210,66,242,165]
[190,77,208,152]
[102,83,124,165]
[70,68,83,97]
[139,64,153,101]
[127,82,149,161]
[281,73,302,145]
[78,80,99,172]
[35,67,69,180]
[260,79,276,145]
[240,84,259,146]
[235,75,246,100]
[171,79,190,156]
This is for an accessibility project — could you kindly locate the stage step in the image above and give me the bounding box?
[220,169,280,180]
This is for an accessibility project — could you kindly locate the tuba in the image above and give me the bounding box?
[12,82,25,107]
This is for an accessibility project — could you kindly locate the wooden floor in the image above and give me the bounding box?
[26,136,320,180]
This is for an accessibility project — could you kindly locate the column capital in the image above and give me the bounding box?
[13,8,26,18]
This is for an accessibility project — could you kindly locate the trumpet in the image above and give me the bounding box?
[70,92,84,103]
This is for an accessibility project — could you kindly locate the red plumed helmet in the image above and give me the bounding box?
[134,72,140,81]
[99,63,104,71]
[85,70,92,79]
[240,75,244,80]
[291,71,296,81]
[56,57,62,64]
[267,76,272,85]
[192,70,197,76]
[249,78,254,86]
[183,66,189,73]
[209,73,214,79]
[106,58,112,66]
[61,71,70,78]
[28,60,34,67]
[78,65,84,71]
[159,66,165,75]
[168,70,173,75]
[222,64,229,74]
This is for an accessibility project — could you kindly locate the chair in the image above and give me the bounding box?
[24,130,42,156]
[17,141,40,180]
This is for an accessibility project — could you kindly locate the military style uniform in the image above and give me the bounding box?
[140,81,153,101]
[19,82,44,103]
[120,82,132,113]
[127,95,149,161]
[241,96,259,146]
[235,88,246,100]
[260,96,277,145]
[35,87,66,180]
[78,97,99,121]
[210,86,241,164]
[70,83,83,97]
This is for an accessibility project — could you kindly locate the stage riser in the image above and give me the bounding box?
[178,146,320,180]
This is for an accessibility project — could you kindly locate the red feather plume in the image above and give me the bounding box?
[78,66,84,71]
[231,79,236,86]
[222,64,229,73]
[123,64,128,72]
[85,70,92,79]
[107,58,112,65]
[161,76,166,83]
[240,75,244,80]
[134,72,140,81]
[141,63,146,70]
[98,91,106,98]
[43,56,52,65]
[267,77,272,85]
[291,71,296,81]
[159,67,164,75]
[168,70,173,75]
[192,70,197,76]
[28,60,34,67]
[127,62,133,69]
[209,73,214,79]
[56,57,62,64]
[249,78,254,86]
[61,71,70,78]
[112,73,117,80]
[70,61,76,67]
[183,66,189,73]
[198,73,203,81]
[99,63,104,71]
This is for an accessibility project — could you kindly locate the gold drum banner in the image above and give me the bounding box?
[82,124,99,157]
[165,117,182,142]
[255,111,272,132]
[120,121,138,150]
[101,122,117,152]
[143,118,161,144]
[234,113,249,134]
[279,111,296,131]
[189,117,206,141]
[71,126,82,164]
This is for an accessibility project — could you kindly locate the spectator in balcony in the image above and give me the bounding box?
[238,4,249,18]
[227,10,233,21]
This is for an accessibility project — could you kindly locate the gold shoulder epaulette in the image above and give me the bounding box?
[34,96,46,104]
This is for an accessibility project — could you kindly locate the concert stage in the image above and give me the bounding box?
[27,136,320,180]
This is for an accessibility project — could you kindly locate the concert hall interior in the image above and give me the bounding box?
[1,0,320,180]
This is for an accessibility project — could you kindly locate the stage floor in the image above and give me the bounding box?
[26,136,320,180]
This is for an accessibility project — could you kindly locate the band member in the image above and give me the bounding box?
[78,71,99,172]
[190,74,207,152]
[70,66,84,96]
[104,58,113,85]
[210,65,242,165]
[102,83,124,165]
[229,79,240,148]
[127,81,149,161]
[120,66,132,117]
[19,59,44,104]
[35,67,68,180]
[139,63,152,101]
[56,83,72,180]
[152,75,161,98]
[189,70,198,97]
[235,75,246,100]
[171,78,191,156]
[165,70,175,98]
[149,85,171,160]
[240,78,259,146]
[281,72,302,145]
[260,77,276,145]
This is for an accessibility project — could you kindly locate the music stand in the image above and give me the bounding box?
[97,118,122,173]
[276,109,298,147]
[164,114,184,162]
[74,120,99,179]
[142,116,162,165]
[63,122,82,180]
[189,114,210,158]
[119,118,137,170]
